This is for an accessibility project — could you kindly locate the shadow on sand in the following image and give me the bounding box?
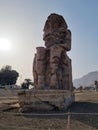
[69,101,98,129]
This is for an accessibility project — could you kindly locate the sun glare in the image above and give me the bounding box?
[0,38,11,51]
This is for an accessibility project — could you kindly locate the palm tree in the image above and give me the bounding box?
[21,79,34,89]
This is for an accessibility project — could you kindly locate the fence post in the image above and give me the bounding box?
[66,112,71,130]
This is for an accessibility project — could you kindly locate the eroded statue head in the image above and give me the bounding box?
[43,13,69,48]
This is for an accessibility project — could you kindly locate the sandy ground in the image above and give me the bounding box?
[0,89,98,130]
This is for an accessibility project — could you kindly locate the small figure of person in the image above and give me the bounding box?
[94,80,98,91]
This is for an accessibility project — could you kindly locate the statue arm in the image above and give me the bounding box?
[65,29,71,51]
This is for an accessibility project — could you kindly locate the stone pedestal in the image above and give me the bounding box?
[18,90,74,111]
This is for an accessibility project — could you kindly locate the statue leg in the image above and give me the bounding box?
[50,45,62,89]
[36,47,46,89]
[62,53,72,90]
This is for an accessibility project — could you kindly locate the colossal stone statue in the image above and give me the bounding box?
[33,13,72,90]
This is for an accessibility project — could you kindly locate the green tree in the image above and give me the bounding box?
[21,78,34,89]
[0,65,19,85]
[79,85,83,92]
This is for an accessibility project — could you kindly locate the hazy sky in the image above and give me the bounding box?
[0,0,98,84]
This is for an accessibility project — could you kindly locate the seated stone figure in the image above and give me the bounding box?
[33,13,72,90]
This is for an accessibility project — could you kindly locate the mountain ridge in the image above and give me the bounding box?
[73,71,98,87]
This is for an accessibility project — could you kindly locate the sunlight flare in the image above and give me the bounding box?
[0,38,11,51]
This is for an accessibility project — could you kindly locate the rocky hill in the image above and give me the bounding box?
[73,71,98,88]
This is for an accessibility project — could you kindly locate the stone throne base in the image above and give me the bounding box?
[18,90,75,111]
